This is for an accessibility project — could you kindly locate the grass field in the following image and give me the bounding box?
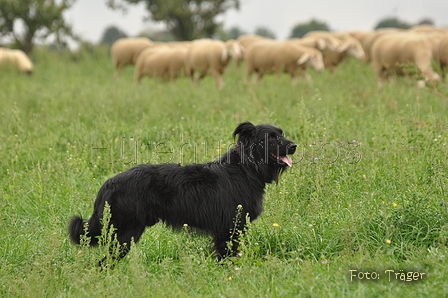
[1,47,447,297]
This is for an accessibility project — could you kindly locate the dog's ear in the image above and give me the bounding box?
[233,122,256,141]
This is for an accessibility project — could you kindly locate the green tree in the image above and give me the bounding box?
[139,27,176,42]
[416,18,434,26]
[374,17,411,30]
[107,0,240,41]
[0,0,75,54]
[290,19,331,38]
[99,25,128,46]
[213,25,246,41]
[254,26,276,39]
[228,26,245,39]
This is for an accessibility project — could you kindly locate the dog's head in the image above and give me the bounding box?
[233,121,297,183]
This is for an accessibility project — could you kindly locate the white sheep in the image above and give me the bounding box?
[184,38,243,87]
[357,28,404,62]
[235,34,271,67]
[134,47,188,83]
[371,32,440,85]
[0,48,33,74]
[244,39,324,85]
[439,35,448,78]
[110,37,154,77]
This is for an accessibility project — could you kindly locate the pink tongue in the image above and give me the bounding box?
[280,156,293,167]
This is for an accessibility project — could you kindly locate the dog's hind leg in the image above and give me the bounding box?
[213,230,242,260]
[98,222,147,267]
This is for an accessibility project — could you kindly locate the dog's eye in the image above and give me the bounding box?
[268,136,277,141]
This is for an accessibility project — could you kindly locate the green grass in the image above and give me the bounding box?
[1,47,447,297]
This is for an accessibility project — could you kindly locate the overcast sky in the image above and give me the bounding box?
[64,0,448,43]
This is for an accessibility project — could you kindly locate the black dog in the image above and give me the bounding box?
[69,122,296,264]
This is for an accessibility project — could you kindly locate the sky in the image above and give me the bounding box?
[64,0,448,44]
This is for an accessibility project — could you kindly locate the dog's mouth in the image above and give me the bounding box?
[270,153,293,167]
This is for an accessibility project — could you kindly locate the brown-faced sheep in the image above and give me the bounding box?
[134,47,188,83]
[0,48,33,74]
[371,32,440,85]
[303,31,365,71]
[324,34,365,70]
[110,37,153,77]
[184,38,243,88]
[244,40,324,85]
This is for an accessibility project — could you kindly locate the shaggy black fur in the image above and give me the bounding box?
[69,122,296,264]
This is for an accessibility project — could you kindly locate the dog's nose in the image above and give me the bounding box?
[288,143,297,154]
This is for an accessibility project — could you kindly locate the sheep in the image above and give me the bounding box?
[244,39,324,85]
[235,34,270,67]
[439,35,448,78]
[0,48,33,74]
[371,32,440,86]
[359,28,404,62]
[184,38,243,88]
[407,28,448,65]
[324,34,365,70]
[302,31,365,71]
[134,47,188,83]
[110,37,154,77]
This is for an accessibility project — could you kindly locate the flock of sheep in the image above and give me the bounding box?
[2,24,448,88]
[111,24,448,87]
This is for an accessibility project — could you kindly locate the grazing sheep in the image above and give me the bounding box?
[303,31,365,71]
[184,38,243,87]
[110,37,153,77]
[134,47,188,83]
[359,28,404,62]
[0,48,33,74]
[371,32,440,85]
[324,35,365,72]
[409,29,448,66]
[244,39,324,85]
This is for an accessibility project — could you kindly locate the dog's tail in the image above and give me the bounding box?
[68,214,102,246]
